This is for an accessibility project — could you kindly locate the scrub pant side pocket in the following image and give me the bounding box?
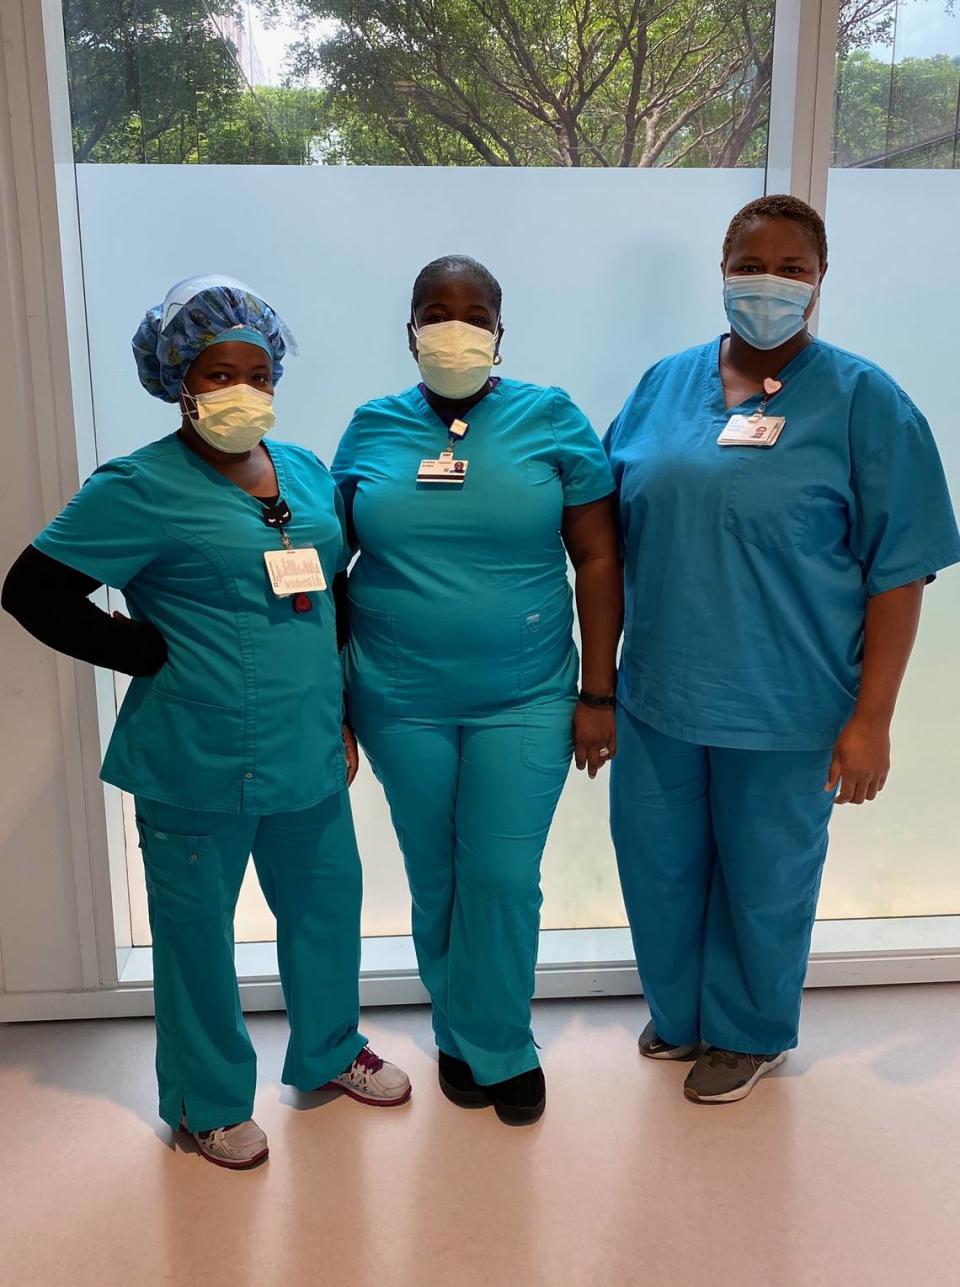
[135,801,257,1134]
[520,695,576,775]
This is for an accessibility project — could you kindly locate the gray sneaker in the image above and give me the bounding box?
[638,1019,700,1061]
[684,1047,787,1104]
[180,1114,269,1169]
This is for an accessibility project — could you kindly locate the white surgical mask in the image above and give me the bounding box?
[723,274,815,350]
[183,384,276,454]
[414,320,498,400]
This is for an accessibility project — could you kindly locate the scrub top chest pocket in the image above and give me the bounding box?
[723,453,819,551]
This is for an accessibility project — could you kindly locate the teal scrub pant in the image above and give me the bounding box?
[135,790,367,1133]
[609,709,835,1055]
[350,697,575,1086]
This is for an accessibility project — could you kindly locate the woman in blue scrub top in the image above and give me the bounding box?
[2,277,410,1167]
[333,255,622,1124]
[605,195,960,1105]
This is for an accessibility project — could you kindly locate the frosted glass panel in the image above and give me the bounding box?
[75,164,764,941]
[819,168,960,917]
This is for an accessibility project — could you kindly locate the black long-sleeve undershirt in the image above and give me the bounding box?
[2,545,168,677]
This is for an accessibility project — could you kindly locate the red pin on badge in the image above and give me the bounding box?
[763,378,783,396]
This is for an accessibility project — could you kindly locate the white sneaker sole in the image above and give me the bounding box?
[182,1129,269,1170]
[321,1079,412,1107]
[684,1052,788,1104]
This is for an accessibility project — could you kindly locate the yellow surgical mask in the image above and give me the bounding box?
[183,384,276,454]
[414,320,498,400]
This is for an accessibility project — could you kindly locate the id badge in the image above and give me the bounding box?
[264,547,327,597]
[417,455,469,485]
[717,414,786,448]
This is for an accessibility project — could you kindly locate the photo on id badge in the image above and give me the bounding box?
[718,414,786,448]
[417,455,469,484]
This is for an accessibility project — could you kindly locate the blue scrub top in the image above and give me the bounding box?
[604,337,960,751]
[35,435,349,813]
[332,378,614,718]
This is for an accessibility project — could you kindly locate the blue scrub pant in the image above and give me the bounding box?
[610,709,835,1055]
[350,697,575,1086]
[135,790,367,1133]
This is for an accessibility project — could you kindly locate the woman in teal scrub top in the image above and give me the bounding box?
[605,196,960,1105]
[334,255,622,1124]
[2,277,410,1168]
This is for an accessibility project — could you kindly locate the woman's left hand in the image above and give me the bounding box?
[825,714,891,805]
[343,722,360,788]
[574,703,616,779]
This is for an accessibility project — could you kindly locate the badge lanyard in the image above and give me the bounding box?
[418,418,470,485]
[718,376,786,448]
[260,498,326,613]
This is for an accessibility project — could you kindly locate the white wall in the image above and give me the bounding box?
[0,0,116,999]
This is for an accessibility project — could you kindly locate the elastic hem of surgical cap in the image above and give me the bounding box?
[205,325,274,356]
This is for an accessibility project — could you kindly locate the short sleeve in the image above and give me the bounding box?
[332,483,352,573]
[849,374,960,596]
[331,415,362,550]
[602,405,629,561]
[33,459,160,590]
[550,388,615,507]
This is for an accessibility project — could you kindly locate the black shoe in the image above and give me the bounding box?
[489,1067,546,1125]
[438,1052,491,1109]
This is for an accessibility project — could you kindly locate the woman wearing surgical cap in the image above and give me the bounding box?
[2,276,411,1168]
[605,196,960,1105]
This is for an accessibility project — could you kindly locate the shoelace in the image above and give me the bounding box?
[198,1125,238,1155]
[352,1046,384,1076]
[706,1048,744,1071]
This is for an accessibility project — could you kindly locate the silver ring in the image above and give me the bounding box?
[599,747,611,760]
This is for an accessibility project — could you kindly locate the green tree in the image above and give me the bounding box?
[64,0,333,163]
[834,50,960,167]
[277,0,776,166]
[64,0,245,161]
[203,87,332,162]
[273,0,904,166]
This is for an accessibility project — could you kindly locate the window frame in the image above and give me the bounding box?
[3,0,960,1022]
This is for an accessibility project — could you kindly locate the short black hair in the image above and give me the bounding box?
[723,195,828,268]
[411,255,502,318]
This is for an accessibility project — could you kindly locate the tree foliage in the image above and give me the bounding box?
[835,51,960,167]
[280,0,778,166]
[64,0,960,168]
[65,0,243,161]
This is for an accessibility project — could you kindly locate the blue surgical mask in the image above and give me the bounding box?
[723,274,815,350]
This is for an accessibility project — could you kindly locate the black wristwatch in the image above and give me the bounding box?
[578,690,616,709]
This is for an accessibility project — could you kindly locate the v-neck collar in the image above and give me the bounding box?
[412,378,504,434]
[175,432,288,509]
[706,334,822,419]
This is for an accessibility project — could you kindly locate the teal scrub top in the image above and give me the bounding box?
[34,435,349,813]
[332,378,614,718]
[604,337,960,752]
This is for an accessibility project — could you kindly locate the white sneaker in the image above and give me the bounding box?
[323,1046,412,1106]
[180,1114,269,1169]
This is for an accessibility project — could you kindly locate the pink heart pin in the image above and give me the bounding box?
[763,378,783,396]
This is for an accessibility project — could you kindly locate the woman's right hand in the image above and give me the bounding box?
[573,702,617,778]
[342,722,360,787]
[111,611,168,677]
